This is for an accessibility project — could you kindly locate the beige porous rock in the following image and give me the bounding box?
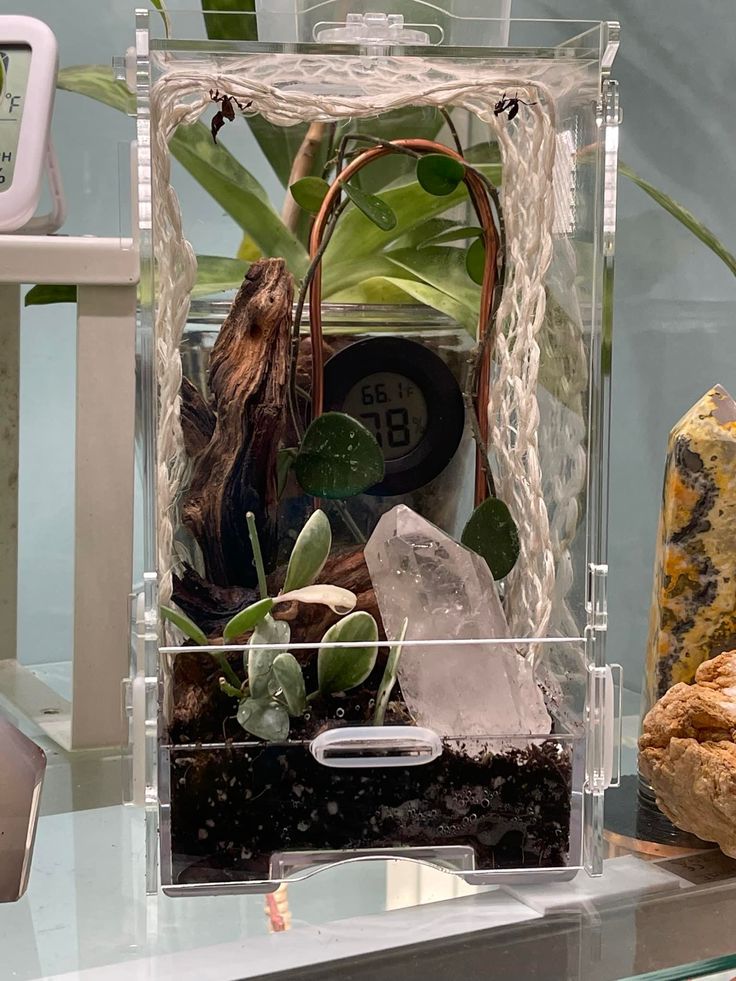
[639,650,736,858]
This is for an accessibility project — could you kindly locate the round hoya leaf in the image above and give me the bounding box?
[295,412,384,499]
[318,611,379,695]
[290,176,330,214]
[461,497,520,580]
[416,154,466,196]
[466,236,486,285]
[342,183,397,231]
[237,696,290,741]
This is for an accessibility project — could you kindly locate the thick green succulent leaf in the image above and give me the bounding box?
[461,497,520,580]
[373,617,408,726]
[295,412,384,499]
[237,696,289,741]
[247,647,277,699]
[283,510,332,592]
[416,153,466,196]
[160,605,209,645]
[290,177,330,215]
[276,585,356,615]
[271,653,307,716]
[318,611,379,695]
[342,183,397,231]
[247,614,289,696]
[223,597,274,643]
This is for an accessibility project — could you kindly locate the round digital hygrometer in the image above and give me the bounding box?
[323,336,465,496]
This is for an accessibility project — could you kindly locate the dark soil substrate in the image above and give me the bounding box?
[167,739,572,885]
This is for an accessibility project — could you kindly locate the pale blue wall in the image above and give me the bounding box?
[11,0,736,698]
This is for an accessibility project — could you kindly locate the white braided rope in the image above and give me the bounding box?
[150,53,559,636]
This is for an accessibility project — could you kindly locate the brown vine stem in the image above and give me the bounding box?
[287,198,349,442]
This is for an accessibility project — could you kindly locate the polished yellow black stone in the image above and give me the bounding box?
[645,385,736,706]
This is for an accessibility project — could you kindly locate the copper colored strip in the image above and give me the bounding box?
[308,139,500,505]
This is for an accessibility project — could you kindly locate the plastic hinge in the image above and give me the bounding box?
[310,726,442,768]
[586,563,608,631]
[586,663,623,791]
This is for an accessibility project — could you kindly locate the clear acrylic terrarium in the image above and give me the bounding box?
[128,5,623,896]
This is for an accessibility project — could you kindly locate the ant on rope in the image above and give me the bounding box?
[493,92,537,121]
[209,90,252,144]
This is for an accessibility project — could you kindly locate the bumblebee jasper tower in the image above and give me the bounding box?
[643,384,736,712]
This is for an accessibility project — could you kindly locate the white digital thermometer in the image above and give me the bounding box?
[0,16,61,232]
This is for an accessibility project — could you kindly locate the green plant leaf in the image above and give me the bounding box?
[326,163,502,267]
[330,275,476,336]
[290,177,330,215]
[373,618,408,726]
[283,509,332,592]
[277,447,298,499]
[223,597,274,643]
[160,605,209,646]
[388,217,457,251]
[318,611,379,695]
[193,255,250,297]
[247,647,277,699]
[271,653,307,716]
[150,0,171,36]
[295,412,384,499]
[618,161,736,277]
[26,256,249,308]
[416,153,466,196]
[24,285,77,306]
[461,497,520,580]
[465,237,486,285]
[342,183,397,231]
[56,67,308,277]
[426,225,484,248]
[247,614,289,692]
[385,246,481,319]
[276,585,356,615]
[237,696,289,741]
[201,0,256,40]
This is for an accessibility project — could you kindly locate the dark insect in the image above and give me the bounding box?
[493,92,537,121]
[210,90,252,144]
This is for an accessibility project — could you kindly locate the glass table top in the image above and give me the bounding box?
[1,689,735,981]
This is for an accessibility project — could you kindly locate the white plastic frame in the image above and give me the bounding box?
[0,16,58,232]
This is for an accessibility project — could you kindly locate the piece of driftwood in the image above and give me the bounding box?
[180,376,216,459]
[182,259,293,587]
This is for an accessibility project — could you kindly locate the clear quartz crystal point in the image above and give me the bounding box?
[364,505,551,739]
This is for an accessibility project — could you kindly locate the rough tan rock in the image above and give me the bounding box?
[639,651,736,857]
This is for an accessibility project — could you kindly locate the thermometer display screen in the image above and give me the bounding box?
[343,371,429,461]
[0,44,31,192]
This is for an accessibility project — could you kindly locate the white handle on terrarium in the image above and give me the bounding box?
[310,726,442,768]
